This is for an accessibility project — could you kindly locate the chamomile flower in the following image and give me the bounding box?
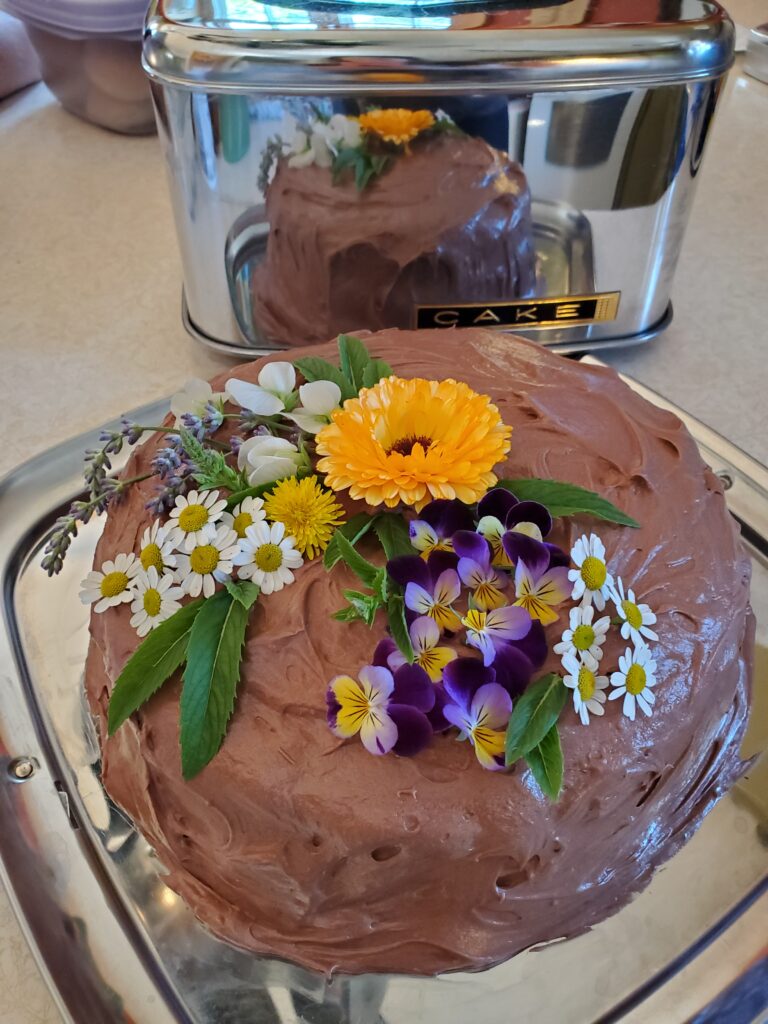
[553,604,610,663]
[175,525,239,598]
[221,495,267,540]
[561,651,609,725]
[568,533,614,610]
[609,645,658,721]
[129,566,184,636]
[232,521,303,594]
[79,553,139,612]
[138,520,178,574]
[168,489,227,552]
[610,576,658,646]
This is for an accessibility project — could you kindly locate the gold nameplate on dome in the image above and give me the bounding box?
[416,292,621,330]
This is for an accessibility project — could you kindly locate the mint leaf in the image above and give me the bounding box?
[107,599,204,735]
[334,530,380,588]
[332,605,364,623]
[294,357,356,401]
[371,568,388,604]
[498,478,639,528]
[362,358,393,388]
[224,580,260,609]
[525,723,564,800]
[342,589,381,627]
[505,673,567,766]
[337,335,370,392]
[324,514,377,570]
[373,514,413,560]
[180,590,250,779]
[387,589,414,663]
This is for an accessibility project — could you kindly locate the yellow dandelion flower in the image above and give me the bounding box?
[358,108,435,146]
[315,376,511,511]
[263,475,345,559]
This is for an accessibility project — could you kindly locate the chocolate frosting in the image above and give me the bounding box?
[85,330,753,976]
[252,134,535,346]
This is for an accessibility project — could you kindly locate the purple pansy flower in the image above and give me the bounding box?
[512,546,571,626]
[409,499,475,559]
[475,487,557,570]
[461,604,532,666]
[452,530,508,611]
[442,658,513,771]
[387,552,462,632]
[388,616,457,681]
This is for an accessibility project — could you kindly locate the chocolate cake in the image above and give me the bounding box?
[83,330,752,976]
[252,134,536,346]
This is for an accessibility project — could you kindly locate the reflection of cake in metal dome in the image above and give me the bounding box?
[252,110,536,346]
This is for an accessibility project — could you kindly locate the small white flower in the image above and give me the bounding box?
[553,604,610,663]
[175,525,239,598]
[237,434,307,487]
[562,651,609,726]
[226,362,296,417]
[169,378,227,427]
[284,380,342,434]
[221,495,267,539]
[609,645,658,721]
[79,553,139,612]
[137,520,178,574]
[168,489,227,552]
[129,566,184,636]
[287,115,361,169]
[567,533,614,610]
[610,576,658,647]
[319,113,362,150]
[232,520,303,594]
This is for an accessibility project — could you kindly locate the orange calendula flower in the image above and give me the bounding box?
[358,108,435,146]
[315,376,512,511]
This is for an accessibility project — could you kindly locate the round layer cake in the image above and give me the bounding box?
[85,329,753,976]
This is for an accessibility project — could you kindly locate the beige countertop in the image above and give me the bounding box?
[0,12,767,1023]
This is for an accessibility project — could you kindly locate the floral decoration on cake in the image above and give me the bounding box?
[43,336,659,796]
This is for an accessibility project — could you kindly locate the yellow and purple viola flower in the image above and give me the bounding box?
[409,498,475,559]
[442,658,513,770]
[387,552,462,632]
[476,488,550,567]
[326,663,435,756]
[461,604,531,666]
[388,616,457,681]
[512,547,571,626]
[452,530,508,610]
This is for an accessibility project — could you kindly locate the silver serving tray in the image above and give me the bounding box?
[0,373,766,1024]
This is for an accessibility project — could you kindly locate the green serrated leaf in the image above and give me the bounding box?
[371,568,388,604]
[224,580,261,609]
[334,530,380,588]
[294,357,356,401]
[387,589,414,663]
[498,478,639,528]
[361,358,393,388]
[343,589,381,627]
[337,335,371,392]
[179,590,250,779]
[373,514,414,560]
[525,723,564,801]
[107,599,204,735]
[505,673,567,766]
[324,514,377,570]
[332,605,364,623]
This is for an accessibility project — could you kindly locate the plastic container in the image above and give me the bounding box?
[2,0,154,134]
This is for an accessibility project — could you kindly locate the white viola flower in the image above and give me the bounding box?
[129,566,184,637]
[226,362,297,417]
[138,520,178,574]
[284,380,342,434]
[567,533,614,610]
[169,378,227,427]
[561,651,609,726]
[79,553,139,612]
[609,644,658,721]
[553,604,610,663]
[175,525,239,598]
[610,576,659,647]
[232,520,303,594]
[168,489,228,552]
[237,434,307,487]
[319,113,362,150]
[221,495,267,540]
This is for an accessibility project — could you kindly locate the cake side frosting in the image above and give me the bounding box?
[84,330,753,975]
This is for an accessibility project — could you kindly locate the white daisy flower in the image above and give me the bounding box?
[129,567,184,636]
[79,553,139,612]
[232,520,303,594]
[562,651,609,726]
[567,533,614,610]
[168,489,227,552]
[237,434,307,487]
[138,520,178,574]
[609,645,658,721]
[226,362,296,417]
[221,495,267,540]
[553,604,610,663]
[175,525,239,598]
[169,378,227,427]
[610,576,658,647]
[284,380,342,434]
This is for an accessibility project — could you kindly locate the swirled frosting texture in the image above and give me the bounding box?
[85,330,753,976]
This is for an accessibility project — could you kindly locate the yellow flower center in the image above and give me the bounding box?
[572,624,596,651]
[143,588,162,617]
[254,543,283,573]
[625,664,647,695]
[100,571,129,598]
[622,599,643,629]
[232,512,253,539]
[358,108,435,145]
[581,556,607,591]
[190,544,219,575]
[178,504,209,533]
[140,542,164,572]
[463,608,487,632]
[388,434,433,457]
[577,665,596,701]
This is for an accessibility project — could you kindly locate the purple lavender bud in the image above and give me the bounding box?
[180,412,205,441]
[120,419,144,445]
[229,435,242,455]
[202,401,224,433]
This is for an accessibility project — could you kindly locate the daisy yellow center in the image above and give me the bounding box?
[190,544,219,575]
[577,665,596,701]
[254,543,283,572]
[143,588,162,617]
[625,664,647,695]
[358,108,435,145]
[388,434,433,456]
[232,512,253,539]
[140,542,164,572]
[581,556,607,591]
[622,599,643,629]
[178,504,209,533]
[572,624,596,651]
[100,571,129,598]
[263,475,344,559]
